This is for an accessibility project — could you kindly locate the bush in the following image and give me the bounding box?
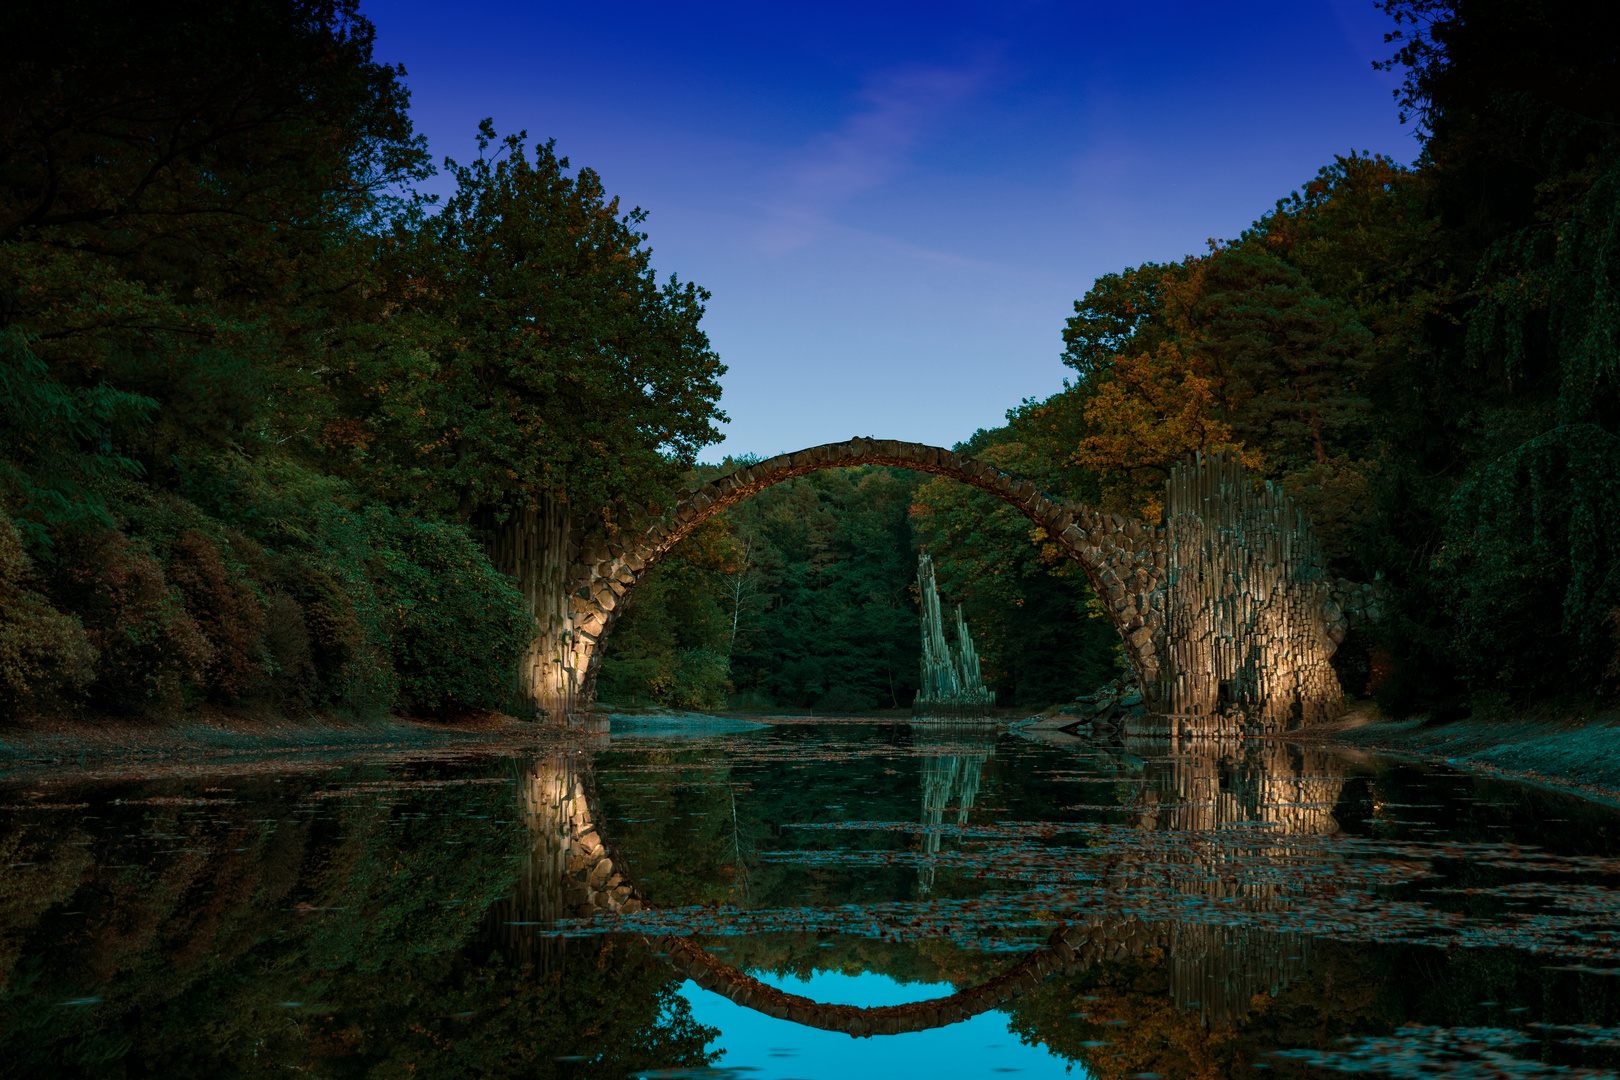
[47,529,211,712]
[597,655,666,707]
[262,589,317,707]
[8,464,530,719]
[314,507,530,712]
[1436,424,1620,705]
[668,646,732,711]
[167,529,267,698]
[0,513,96,719]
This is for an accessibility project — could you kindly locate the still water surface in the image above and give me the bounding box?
[4,717,1620,1078]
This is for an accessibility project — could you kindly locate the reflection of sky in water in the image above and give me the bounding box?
[678,970,1084,1079]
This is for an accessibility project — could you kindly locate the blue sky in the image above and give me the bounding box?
[366,0,1416,459]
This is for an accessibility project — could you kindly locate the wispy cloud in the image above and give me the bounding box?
[756,59,996,253]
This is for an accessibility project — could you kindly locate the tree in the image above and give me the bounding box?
[1016,249,1372,525]
[1199,251,1372,472]
[0,0,427,536]
[329,121,726,524]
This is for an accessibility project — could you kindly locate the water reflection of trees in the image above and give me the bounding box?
[0,763,715,1078]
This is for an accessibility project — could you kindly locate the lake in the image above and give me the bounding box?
[4,715,1620,1079]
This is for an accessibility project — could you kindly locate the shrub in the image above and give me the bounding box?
[313,506,529,712]
[0,513,96,719]
[668,646,732,711]
[1436,424,1620,705]
[48,529,211,712]
[597,655,667,707]
[262,590,317,707]
[167,529,267,698]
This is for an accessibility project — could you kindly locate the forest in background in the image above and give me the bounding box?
[2,0,1616,722]
[595,460,1119,711]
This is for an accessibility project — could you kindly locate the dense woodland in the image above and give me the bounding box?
[1,0,1616,722]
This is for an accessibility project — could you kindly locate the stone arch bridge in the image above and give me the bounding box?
[482,438,1377,735]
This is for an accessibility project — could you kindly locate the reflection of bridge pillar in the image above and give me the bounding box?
[1124,736,1345,1024]
[1129,738,1345,835]
[489,753,640,960]
[1167,923,1314,1027]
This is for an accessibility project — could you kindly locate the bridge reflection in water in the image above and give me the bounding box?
[1123,737,1346,1026]
[496,732,1349,1037]
[488,750,641,968]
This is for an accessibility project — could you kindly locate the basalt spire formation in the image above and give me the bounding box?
[913,553,996,720]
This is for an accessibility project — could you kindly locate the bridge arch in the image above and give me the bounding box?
[488,440,1372,732]
[509,749,1317,1038]
[550,437,1168,715]
[510,751,1164,1037]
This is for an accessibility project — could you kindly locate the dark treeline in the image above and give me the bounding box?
[3,0,1617,723]
[606,0,1620,718]
[0,1,724,720]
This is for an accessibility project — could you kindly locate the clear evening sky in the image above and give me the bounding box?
[366,0,1415,459]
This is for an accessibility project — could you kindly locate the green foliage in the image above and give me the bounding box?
[0,6,724,722]
[1437,424,1620,702]
[598,515,742,708]
[725,467,923,709]
[45,525,216,712]
[1061,262,1185,378]
[0,331,156,548]
[600,454,1119,713]
[910,434,1117,706]
[998,0,1620,715]
[0,512,95,718]
[599,466,924,710]
[320,507,532,712]
[327,120,726,522]
[1198,251,1373,470]
[0,0,427,478]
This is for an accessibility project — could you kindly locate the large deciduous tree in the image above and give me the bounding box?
[331,121,726,523]
[322,121,727,713]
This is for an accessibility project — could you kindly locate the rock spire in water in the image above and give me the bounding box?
[914,553,995,718]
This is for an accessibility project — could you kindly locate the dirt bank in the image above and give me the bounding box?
[1305,703,1620,806]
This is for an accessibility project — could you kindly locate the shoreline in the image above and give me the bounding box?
[1300,704,1620,807]
[6,706,1620,810]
